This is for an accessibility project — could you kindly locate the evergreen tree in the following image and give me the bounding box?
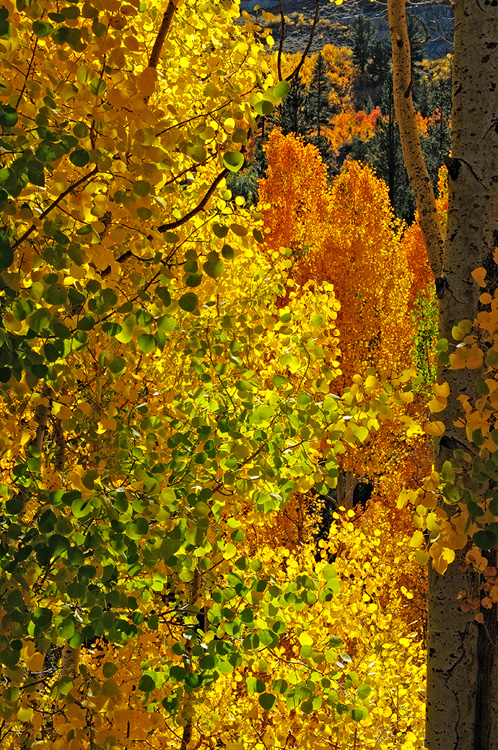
[406,14,425,82]
[307,52,333,136]
[367,73,415,222]
[421,70,452,193]
[348,15,377,74]
[367,37,391,90]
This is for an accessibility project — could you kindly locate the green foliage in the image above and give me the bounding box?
[411,286,438,385]
[348,15,378,74]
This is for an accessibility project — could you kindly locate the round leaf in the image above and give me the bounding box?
[259,692,277,711]
[223,152,244,173]
[69,149,90,167]
[137,334,156,354]
[178,293,199,312]
[138,675,155,692]
[473,529,497,550]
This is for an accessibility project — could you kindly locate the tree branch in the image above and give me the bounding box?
[157,168,228,232]
[285,0,320,82]
[11,167,98,253]
[15,37,38,110]
[277,0,286,82]
[388,0,444,277]
[148,0,178,69]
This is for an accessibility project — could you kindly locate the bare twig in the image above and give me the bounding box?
[285,0,320,82]
[15,36,39,109]
[277,0,286,82]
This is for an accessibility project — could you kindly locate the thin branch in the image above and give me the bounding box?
[11,167,98,252]
[148,0,177,69]
[15,36,39,109]
[406,12,431,45]
[277,0,286,82]
[285,0,320,82]
[157,168,228,232]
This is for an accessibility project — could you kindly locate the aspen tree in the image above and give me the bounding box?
[388,0,498,747]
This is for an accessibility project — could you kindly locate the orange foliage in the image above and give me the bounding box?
[285,44,355,113]
[401,166,447,305]
[260,130,415,384]
[326,107,380,154]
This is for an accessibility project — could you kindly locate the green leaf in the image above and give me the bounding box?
[328,636,343,649]
[32,20,53,37]
[157,315,176,333]
[259,692,277,711]
[473,529,497,550]
[0,232,13,268]
[0,104,17,128]
[272,374,287,388]
[137,334,156,354]
[103,662,118,678]
[350,706,368,721]
[232,128,247,144]
[357,683,371,700]
[178,293,199,312]
[322,564,337,581]
[69,149,90,167]
[223,151,244,172]
[253,100,274,116]
[108,356,126,374]
[133,180,151,197]
[129,517,149,538]
[274,80,291,98]
[43,284,67,306]
[253,404,274,424]
[138,675,155,692]
[203,259,224,278]
[89,78,106,96]
[213,223,228,238]
[246,677,265,693]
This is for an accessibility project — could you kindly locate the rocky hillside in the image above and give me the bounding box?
[240,0,453,59]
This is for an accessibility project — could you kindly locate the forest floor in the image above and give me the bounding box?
[240,0,453,58]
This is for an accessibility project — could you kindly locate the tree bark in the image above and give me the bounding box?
[388,0,498,747]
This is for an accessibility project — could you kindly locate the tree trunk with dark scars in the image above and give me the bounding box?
[388,0,498,747]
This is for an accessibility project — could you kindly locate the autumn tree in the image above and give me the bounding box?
[259,130,415,386]
[0,0,422,747]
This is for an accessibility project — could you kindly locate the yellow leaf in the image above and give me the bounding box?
[138,67,158,98]
[428,396,447,413]
[299,632,313,646]
[426,512,441,532]
[397,489,418,509]
[433,381,450,398]
[442,547,455,565]
[364,374,378,394]
[423,421,445,437]
[28,653,45,672]
[471,267,487,287]
[466,344,484,369]
[409,530,425,548]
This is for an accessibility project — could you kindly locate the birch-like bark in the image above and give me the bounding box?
[388,0,498,747]
[387,0,444,277]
